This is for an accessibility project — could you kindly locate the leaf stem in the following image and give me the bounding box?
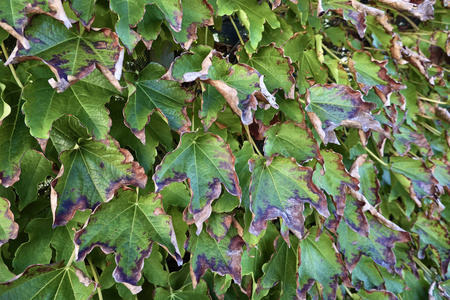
[322,44,346,65]
[1,42,24,89]
[412,256,435,279]
[417,96,447,105]
[343,285,353,297]
[88,257,103,300]
[229,17,245,46]
[65,248,76,268]
[244,125,262,156]
[419,122,441,136]
[365,147,388,167]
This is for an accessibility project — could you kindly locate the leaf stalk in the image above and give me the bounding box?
[88,257,103,300]
[1,42,24,89]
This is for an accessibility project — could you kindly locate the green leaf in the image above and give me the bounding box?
[69,0,96,28]
[263,122,324,165]
[23,69,118,141]
[313,150,359,217]
[306,84,383,145]
[52,138,147,226]
[431,158,450,190]
[154,132,241,231]
[110,0,144,53]
[352,256,384,290]
[336,212,410,273]
[0,197,18,247]
[47,115,91,155]
[217,0,280,49]
[169,45,213,82]
[124,63,192,141]
[349,51,405,104]
[355,289,398,300]
[0,263,96,299]
[187,223,244,287]
[237,44,295,98]
[393,126,433,157]
[170,0,213,49]
[199,84,226,131]
[297,226,350,300]
[257,236,299,300]
[136,4,165,49]
[349,155,381,207]
[411,212,450,276]
[13,150,53,210]
[142,244,169,287]
[390,156,441,203]
[12,213,89,273]
[75,189,182,288]
[0,83,11,124]
[7,15,124,92]
[205,213,233,242]
[248,156,329,240]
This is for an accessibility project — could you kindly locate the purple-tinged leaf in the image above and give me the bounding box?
[411,212,450,276]
[51,139,147,226]
[297,226,351,300]
[0,197,18,247]
[249,156,329,241]
[154,132,241,233]
[75,189,182,291]
[306,84,383,145]
[393,126,433,157]
[205,213,233,243]
[187,224,245,288]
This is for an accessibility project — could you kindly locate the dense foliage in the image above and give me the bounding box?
[0,0,449,299]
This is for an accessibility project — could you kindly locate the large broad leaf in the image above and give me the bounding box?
[297,226,351,300]
[170,0,213,49]
[390,156,441,203]
[6,15,124,93]
[0,263,96,299]
[257,236,299,300]
[154,132,241,232]
[217,0,280,49]
[23,69,118,142]
[69,0,96,28]
[411,213,450,276]
[13,150,53,210]
[336,212,410,273]
[0,81,40,187]
[248,156,329,240]
[124,63,192,142]
[51,138,147,226]
[237,44,295,98]
[312,150,359,217]
[187,223,245,287]
[12,213,89,273]
[0,197,18,247]
[349,51,405,104]
[74,189,182,291]
[0,0,71,49]
[263,122,324,165]
[306,84,383,145]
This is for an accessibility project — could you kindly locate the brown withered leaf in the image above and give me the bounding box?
[306,84,384,145]
[351,0,393,34]
[377,0,436,21]
[349,51,406,105]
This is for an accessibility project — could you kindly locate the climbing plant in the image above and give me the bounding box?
[0,0,449,299]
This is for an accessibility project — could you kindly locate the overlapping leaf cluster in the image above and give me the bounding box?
[0,0,449,299]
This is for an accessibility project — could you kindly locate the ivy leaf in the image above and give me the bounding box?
[263,122,324,165]
[411,213,450,276]
[51,138,147,226]
[6,15,124,93]
[187,223,245,287]
[237,44,295,98]
[336,212,410,273]
[74,189,182,291]
[343,192,370,237]
[199,84,227,131]
[306,84,383,145]
[349,155,382,207]
[0,263,96,299]
[12,213,89,273]
[170,0,213,49]
[297,226,351,300]
[312,150,359,216]
[23,69,118,142]
[124,63,192,142]
[257,236,299,300]
[349,51,405,104]
[248,156,329,240]
[390,156,441,204]
[110,0,144,53]
[13,150,53,210]
[0,0,71,49]
[432,158,450,191]
[69,0,96,29]
[0,197,18,247]
[154,132,241,232]
[0,84,39,187]
[167,45,213,82]
[393,126,433,157]
[136,4,165,49]
[217,0,280,49]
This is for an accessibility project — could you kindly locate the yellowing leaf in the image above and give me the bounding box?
[0,197,18,247]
